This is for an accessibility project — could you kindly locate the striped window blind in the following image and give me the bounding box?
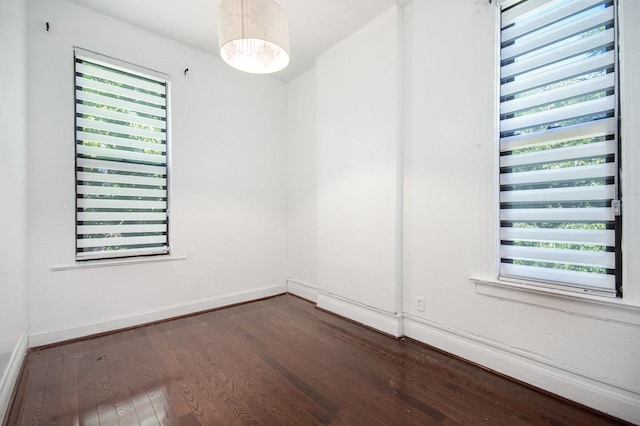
[75,52,169,260]
[499,0,620,297]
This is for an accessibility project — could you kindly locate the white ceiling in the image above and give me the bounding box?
[70,0,408,82]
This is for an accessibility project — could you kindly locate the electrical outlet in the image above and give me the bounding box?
[416,296,425,312]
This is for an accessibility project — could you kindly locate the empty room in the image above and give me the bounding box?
[1,0,639,424]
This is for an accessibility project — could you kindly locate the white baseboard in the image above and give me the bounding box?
[403,314,640,425]
[29,284,287,347]
[286,279,402,337]
[316,291,402,337]
[287,278,318,302]
[0,331,28,422]
[22,279,639,423]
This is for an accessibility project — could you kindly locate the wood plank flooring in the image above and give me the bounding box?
[4,294,627,425]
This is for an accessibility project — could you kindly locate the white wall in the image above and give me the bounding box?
[402,2,640,422]
[0,0,30,419]
[314,6,402,335]
[6,0,639,421]
[287,0,640,422]
[286,68,317,301]
[26,0,288,346]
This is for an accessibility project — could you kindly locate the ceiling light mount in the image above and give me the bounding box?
[218,0,290,74]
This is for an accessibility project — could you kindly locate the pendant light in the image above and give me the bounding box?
[218,0,290,74]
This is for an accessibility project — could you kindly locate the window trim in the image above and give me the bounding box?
[475,0,640,308]
[471,276,640,326]
[494,0,622,298]
[52,255,186,272]
[74,47,172,261]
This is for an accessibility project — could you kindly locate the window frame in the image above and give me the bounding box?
[74,48,171,261]
[495,0,622,298]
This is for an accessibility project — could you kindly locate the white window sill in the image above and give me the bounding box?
[471,277,640,327]
[51,255,187,271]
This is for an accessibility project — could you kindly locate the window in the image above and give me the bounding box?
[498,0,621,297]
[75,50,170,260]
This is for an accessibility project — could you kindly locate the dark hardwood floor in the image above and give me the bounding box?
[4,294,627,425]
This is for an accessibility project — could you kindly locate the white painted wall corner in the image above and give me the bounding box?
[286,278,318,302]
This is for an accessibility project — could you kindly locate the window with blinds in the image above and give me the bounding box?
[75,52,169,260]
[498,0,621,297]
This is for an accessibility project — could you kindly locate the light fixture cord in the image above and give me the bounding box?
[240,0,245,39]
